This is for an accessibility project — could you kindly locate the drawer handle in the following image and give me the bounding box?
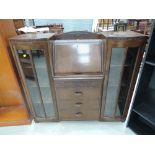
[75,102,83,107]
[74,91,83,96]
[73,72,82,75]
[75,112,83,117]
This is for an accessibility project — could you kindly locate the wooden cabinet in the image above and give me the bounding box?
[9,31,147,122]
[0,19,31,126]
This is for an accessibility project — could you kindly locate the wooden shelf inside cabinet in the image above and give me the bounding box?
[26,80,50,87]
[20,59,31,64]
[133,103,155,127]
[145,59,155,66]
[22,65,32,69]
[23,66,46,69]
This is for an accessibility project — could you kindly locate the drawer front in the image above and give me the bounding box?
[54,78,103,120]
[59,109,100,120]
[58,99,100,110]
[54,79,103,100]
[55,87,101,100]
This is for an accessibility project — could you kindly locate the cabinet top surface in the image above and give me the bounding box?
[9,31,147,42]
[101,30,147,39]
[9,33,55,41]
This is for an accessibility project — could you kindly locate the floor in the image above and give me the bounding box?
[0,121,135,135]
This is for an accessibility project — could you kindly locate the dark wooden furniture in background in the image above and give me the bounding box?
[9,31,147,122]
[36,24,64,33]
[13,19,25,30]
[13,19,25,35]
[127,20,155,134]
[128,19,148,30]
[0,19,31,126]
[128,19,152,35]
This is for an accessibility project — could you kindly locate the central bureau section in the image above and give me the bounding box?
[51,37,104,120]
[55,78,103,120]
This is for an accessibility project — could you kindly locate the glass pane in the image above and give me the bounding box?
[40,87,55,117]
[116,48,138,116]
[108,66,123,86]
[32,50,56,118]
[104,86,119,116]
[104,48,126,117]
[115,105,121,116]
[17,50,45,118]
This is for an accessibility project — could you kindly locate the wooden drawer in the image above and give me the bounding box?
[54,78,103,100]
[59,109,100,120]
[53,40,103,75]
[58,99,100,110]
[54,78,103,120]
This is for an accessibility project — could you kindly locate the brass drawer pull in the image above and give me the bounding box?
[73,72,82,75]
[75,112,83,117]
[75,102,83,107]
[74,91,83,96]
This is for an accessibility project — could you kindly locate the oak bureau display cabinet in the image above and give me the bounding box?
[9,31,147,122]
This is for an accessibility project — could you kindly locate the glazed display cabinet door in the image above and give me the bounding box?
[14,48,57,122]
[102,47,139,120]
[104,48,127,118]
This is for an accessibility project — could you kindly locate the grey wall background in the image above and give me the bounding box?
[25,19,93,32]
